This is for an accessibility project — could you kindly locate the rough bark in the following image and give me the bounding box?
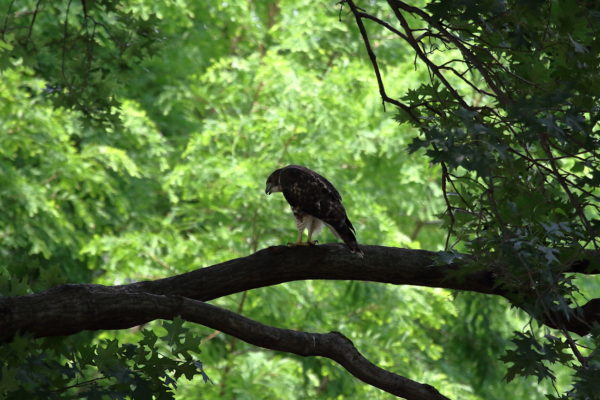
[2,244,598,338]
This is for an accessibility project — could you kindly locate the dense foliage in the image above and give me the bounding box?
[341,1,599,398]
[0,0,597,399]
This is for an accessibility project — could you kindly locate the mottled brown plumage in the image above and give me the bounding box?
[265,165,363,257]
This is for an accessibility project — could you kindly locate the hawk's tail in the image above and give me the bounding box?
[329,218,364,258]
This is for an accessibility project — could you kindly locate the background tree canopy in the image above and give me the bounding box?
[0,0,598,399]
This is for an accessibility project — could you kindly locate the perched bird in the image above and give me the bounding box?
[265,165,363,257]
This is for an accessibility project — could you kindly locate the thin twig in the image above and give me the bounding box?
[342,0,419,122]
[385,0,474,111]
[61,0,73,85]
[441,162,455,250]
[355,11,408,41]
[51,377,106,393]
[23,0,42,48]
[1,0,16,40]
[389,0,509,103]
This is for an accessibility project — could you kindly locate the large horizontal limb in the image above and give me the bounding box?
[0,286,449,400]
[133,244,600,336]
[137,244,600,336]
[130,244,501,299]
[131,243,598,295]
[1,245,598,340]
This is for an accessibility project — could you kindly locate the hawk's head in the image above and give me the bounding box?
[265,168,283,195]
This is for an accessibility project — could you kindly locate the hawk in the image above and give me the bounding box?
[265,165,364,257]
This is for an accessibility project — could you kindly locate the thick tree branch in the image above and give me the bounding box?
[541,298,600,341]
[129,244,500,298]
[2,245,598,339]
[1,284,449,400]
[0,244,597,399]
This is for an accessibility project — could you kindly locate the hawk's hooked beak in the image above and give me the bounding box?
[265,183,272,195]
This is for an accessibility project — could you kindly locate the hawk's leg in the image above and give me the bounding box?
[305,217,323,246]
[306,229,318,246]
[288,229,310,246]
[288,212,320,246]
[288,212,310,246]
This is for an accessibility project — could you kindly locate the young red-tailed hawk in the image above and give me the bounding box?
[265,165,364,257]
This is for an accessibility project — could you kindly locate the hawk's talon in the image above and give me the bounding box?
[287,242,311,247]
